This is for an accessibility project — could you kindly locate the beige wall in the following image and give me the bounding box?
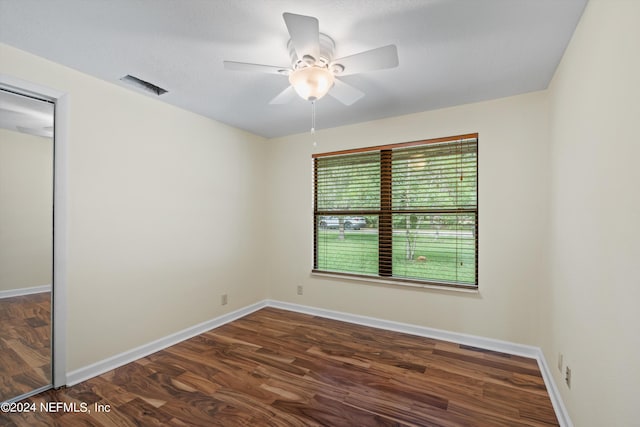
[0,43,268,371]
[543,1,640,426]
[266,91,550,345]
[0,128,53,292]
[3,1,638,421]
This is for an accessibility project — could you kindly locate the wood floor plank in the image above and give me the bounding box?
[3,307,559,426]
[0,293,51,401]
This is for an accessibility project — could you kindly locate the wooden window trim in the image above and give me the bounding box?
[379,150,392,277]
[312,133,478,159]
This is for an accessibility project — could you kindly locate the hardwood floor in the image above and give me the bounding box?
[0,292,51,402]
[1,307,559,426]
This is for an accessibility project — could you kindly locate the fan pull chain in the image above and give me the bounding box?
[311,100,317,147]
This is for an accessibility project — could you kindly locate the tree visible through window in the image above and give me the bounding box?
[313,134,478,288]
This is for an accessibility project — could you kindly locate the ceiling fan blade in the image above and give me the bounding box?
[332,45,399,76]
[269,86,297,105]
[223,61,289,75]
[329,79,364,106]
[283,12,320,62]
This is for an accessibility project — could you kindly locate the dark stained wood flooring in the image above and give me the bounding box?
[0,292,51,402]
[1,307,559,426]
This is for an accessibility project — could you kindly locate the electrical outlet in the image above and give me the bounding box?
[557,353,563,372]
[221,294,228,306]
[297,285,303,295]
[565,366,571,388]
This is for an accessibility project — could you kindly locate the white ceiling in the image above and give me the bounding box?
[0,0,587,138]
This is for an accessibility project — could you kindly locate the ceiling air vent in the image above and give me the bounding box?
[119,75,168,96]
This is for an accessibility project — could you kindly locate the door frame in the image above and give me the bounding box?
[0,73,68,389]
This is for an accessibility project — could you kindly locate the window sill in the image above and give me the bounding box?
[310,271,479,294]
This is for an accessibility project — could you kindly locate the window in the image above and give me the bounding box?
[313,134,478,289]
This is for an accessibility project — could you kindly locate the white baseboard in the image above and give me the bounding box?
[66,300,267,386]
[267,299,540,357]
[0,284,51,299]
[65,298,572,426]
[536,348,573,427]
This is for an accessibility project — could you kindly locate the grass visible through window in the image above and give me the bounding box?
[316,228,475,284]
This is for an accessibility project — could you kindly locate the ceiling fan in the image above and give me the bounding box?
[223,12,399,106]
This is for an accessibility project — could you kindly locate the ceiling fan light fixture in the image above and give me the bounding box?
[289,66,335,101]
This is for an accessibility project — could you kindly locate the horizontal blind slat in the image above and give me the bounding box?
[316,151,381,211]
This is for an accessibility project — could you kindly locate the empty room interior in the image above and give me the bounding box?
[0,0,638,426]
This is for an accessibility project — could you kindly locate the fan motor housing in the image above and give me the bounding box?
[288,33,335,70]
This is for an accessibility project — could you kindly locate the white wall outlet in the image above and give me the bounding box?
[221,294,228,306]
[557,353,563,372]
[565,366,571,388]
[297,285,303,295]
